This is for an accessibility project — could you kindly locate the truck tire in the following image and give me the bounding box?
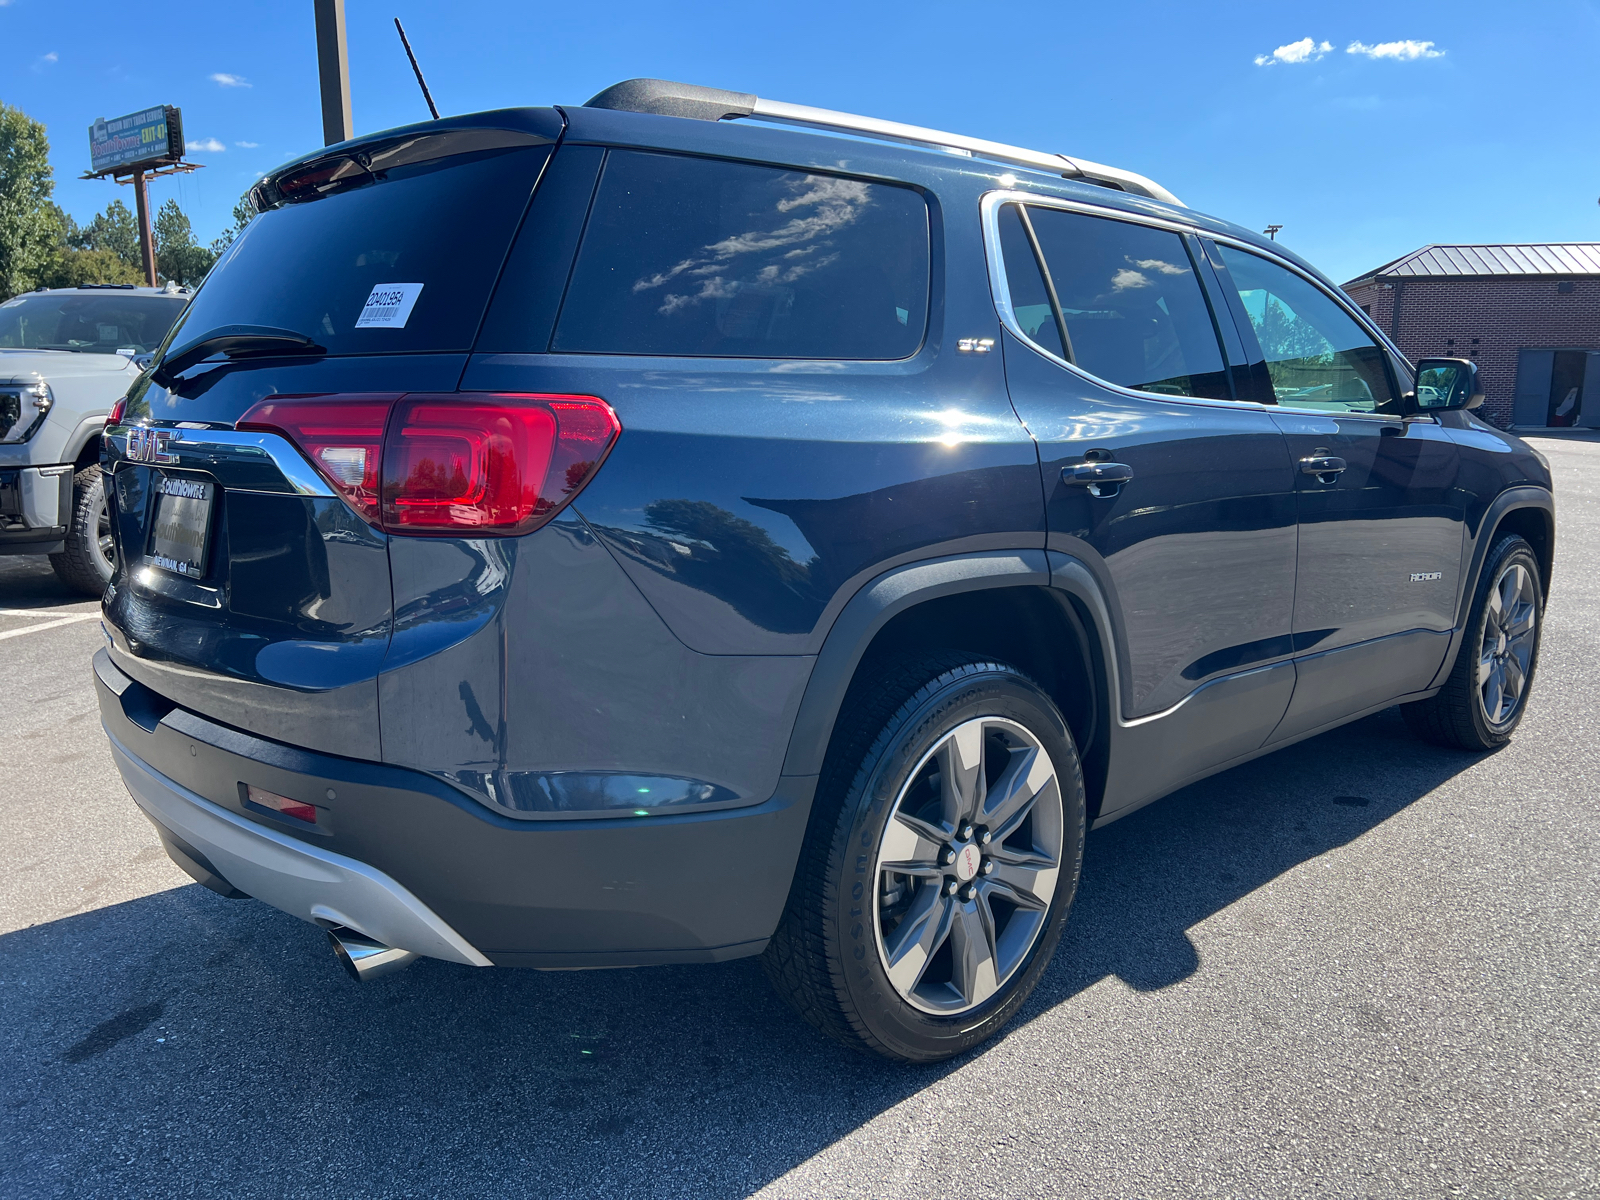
[1403,534,1543,751]
[763,653,1086,1062]
[49,467,114,597]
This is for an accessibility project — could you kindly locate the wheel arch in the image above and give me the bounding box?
[781,550,1116,820]
[1427,486,1555,693]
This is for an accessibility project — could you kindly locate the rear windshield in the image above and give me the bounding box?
[168,143,551,356]
[550,150,930,359]
[0,292,185,354]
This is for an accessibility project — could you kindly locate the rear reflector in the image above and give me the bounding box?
[245,784,317,824]
[236,393,620,536]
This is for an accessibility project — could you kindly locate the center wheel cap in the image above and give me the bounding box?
[953,842,982,883]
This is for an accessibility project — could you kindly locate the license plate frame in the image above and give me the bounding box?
[146,473,216,579]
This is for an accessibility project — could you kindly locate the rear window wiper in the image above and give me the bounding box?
[151,325,326,388]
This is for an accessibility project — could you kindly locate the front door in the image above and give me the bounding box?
[991,201,1299,790]
[1206,242,1467,741]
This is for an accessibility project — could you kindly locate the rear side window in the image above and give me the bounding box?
[169,139,552,356]
[1007,205,1230,400]
[551,151,929,359]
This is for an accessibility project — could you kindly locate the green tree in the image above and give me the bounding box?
[42,246,143,288]
[153,197,216,286]
[70,198,141,268]
[208,191,255,258]
[0,101,63,299]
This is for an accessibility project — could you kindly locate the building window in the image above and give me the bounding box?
[1360,303,1371,315]
[1558,282,1575,294]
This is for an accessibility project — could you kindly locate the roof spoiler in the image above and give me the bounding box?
[583,78,1182,207]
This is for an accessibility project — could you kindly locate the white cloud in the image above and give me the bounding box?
[41,51,58,63]
[1346,39,1444,60]
[1254,37,1332,66]
[210,72,251,87]
[234,141,259,148]
[186,137,226,153]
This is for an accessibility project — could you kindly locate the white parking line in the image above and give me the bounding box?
[0,613,102,640]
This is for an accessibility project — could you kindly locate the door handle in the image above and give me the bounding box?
[1299,455,1347,483]
[1062,461,1134,498]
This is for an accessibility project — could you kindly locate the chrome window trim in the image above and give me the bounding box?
[104,425,335,498]
[979,190,1408,410]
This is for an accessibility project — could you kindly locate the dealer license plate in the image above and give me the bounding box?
[147,475,215,578]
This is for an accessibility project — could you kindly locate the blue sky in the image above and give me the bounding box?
[6,0,1598,285]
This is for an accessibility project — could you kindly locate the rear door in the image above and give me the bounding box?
[1204,241,1466,741]
[102,118,559,758]
[990,198,1299,789]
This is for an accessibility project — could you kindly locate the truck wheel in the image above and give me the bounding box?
[49,467,114,597]
[1403,534,1544,751]
[763,653,1086,1062]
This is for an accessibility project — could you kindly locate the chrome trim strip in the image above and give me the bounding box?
[105,425,335,497]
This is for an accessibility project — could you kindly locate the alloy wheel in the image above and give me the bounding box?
[95,492,114,566]
[1477,561,1537,725]
[873,716,1064,1015]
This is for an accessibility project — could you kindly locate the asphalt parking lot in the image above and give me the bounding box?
[2,434,1595,1200]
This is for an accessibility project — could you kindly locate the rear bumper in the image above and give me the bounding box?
[111,733,492,966]
[95,649,815,967]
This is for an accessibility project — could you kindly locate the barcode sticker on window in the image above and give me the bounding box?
[355,283,424,329]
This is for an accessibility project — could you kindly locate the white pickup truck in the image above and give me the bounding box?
[1,285,189,594]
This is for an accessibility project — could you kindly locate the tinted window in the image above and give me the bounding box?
[0,293,185,354]
[1025,207,1229,399]
[997,205,1064,359]
[553,151,929,359]
[1215,245,1395,412]
[170,144,551,356]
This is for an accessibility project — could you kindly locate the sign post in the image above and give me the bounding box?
[81,106,201,287]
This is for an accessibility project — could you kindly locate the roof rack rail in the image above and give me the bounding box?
[583,78,1183,207]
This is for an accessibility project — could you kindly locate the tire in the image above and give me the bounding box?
[1403,534,1544,751]
[49,467,114,598]
[763,653,1087,1062]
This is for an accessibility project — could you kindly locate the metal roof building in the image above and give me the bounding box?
[1346,243,1600,286]
[1343,244,1600,429]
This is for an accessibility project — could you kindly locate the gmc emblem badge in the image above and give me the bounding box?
[125,427,175,464]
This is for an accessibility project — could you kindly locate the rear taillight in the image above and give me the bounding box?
[236,393,620,536]
[108,396,127,425]
[238,396,393,524]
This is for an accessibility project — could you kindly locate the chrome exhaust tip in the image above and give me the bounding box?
[327,926,419,982]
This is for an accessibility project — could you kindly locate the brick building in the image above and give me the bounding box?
[1342,243,1600,429]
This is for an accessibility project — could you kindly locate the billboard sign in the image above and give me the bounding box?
[88,106,184,174]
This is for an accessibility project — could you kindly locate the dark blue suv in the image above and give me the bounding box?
[95,80,1555,1062]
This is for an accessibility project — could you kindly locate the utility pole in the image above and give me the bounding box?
[131,169,157,286]
[314,0,353,146]
[1264,224,1283,241]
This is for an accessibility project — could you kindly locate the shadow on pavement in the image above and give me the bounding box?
[0,554,94,609]
[0,708,1481,1198]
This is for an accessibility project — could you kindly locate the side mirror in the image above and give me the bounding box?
[1405,357,1485,415]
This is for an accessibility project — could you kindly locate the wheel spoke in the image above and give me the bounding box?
[1501,654,1525,705]
[879,812,946,875]
[980,744,1054,836]
[1483,666,1505,722]
[950,899,999,1007]
[980,866,1052,913]
[1476,646,1495,686]
[882,885,955,995]
[934,723,985,827]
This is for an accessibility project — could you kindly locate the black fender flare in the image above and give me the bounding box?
[779,549,1053,778]
[1429,485,1555,690]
